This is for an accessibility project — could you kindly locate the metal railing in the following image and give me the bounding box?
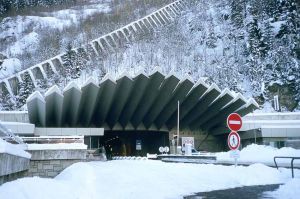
[274,156,300,178]
[0,122,24,144]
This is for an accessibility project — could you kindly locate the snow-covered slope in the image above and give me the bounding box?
[0,0,299,111]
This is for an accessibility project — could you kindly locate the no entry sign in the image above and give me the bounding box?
[227,113,242,131]
[227,131,241,150]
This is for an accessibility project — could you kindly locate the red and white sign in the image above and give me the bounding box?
[227,113,242,131]
[227,131,240,150]
[181,137,194,148]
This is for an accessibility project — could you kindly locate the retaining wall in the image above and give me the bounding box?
[26,149,87,178]
[0,153,30,185]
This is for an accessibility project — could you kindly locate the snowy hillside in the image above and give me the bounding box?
[0,0,299,111]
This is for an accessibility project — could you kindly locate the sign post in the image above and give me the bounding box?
[227,113,242,167]
[228,131,241,167]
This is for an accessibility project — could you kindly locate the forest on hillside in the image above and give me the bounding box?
[0,0,299,112]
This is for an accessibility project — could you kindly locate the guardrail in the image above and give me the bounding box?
[274,156,300,178]
[0,122,24,144]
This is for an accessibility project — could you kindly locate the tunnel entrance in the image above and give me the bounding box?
[100,130,169,157]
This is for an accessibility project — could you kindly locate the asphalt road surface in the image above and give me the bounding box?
[184,184,281,199]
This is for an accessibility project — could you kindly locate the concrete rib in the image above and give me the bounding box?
[155,77,194,129]
[131,71,165,128]
[119,73,149,128]
[143,73,180,129]
[106,74,134,129]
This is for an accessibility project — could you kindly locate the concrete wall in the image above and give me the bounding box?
[0,153,30,185]
[26,149,87,178]
[169,129,225,152]
[26,159,83,178]
[0,111,29,123]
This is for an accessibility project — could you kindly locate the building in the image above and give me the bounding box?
[0,71,259,155]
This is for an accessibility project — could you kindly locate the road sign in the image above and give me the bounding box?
[227,131,240,150]
[181,137,194,148]
[230,150,240,159]
[227,113,242,131]
[136,140,142,150]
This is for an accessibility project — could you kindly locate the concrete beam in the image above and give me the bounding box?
[27,70,38,88]
[26,91,46,127]
[61,81,82,127]
[119,72,149,127]
[77,78,100,127]
[189,88,235,130]
[143,73,180,128]
[166,79,208,129]
[45,85,63,127]
[236,99,259,117]
[131,71,165,128]
[106,74,134,129]
[38,65,47,79]
[155,77,194,129]
[201,94,248,131]
[181,84,221,128]
[92,74,116,127]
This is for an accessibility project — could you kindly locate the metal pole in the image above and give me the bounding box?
[177,101,180,152]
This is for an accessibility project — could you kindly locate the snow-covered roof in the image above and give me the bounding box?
[0,138,31,159]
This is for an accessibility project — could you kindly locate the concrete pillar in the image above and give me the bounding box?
[108,34,118,47]
[163,8,174,20]
[168,5,179,16]
[119,30,130,42]
[27,70,38,88]
[38,65,47,79]
[153,13,164,25]
[143,18,154,29]
[16,74,23,83]
[160,10,171,22]
[171,4,180,13]
[104,37,114,50]
[147,16,158,28]
[49,60,58,74]
[90,42,100,56]
[156,12,167,24]
[3,79,14,97]
[97,39,106,52]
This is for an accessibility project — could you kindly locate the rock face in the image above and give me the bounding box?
[268,84,299,111]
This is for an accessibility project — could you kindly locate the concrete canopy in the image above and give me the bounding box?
[26,71,258,134]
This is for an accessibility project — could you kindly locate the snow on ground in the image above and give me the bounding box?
[0,58,22,78]
[27,143,87,150]
[264,178,300,199]
[216,144,300,165]
[0,138,31,158]
[0,160,299,199]
[0,1,111,56]
[9,31,40,55]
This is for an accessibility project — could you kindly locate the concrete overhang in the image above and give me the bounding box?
[26,71,257,134]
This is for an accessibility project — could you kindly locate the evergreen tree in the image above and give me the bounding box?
[0,93,17,111]
[17,72,34,108]
[230,0,244,28]
[62,43,83,80]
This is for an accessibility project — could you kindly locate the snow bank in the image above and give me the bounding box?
[0,160,297,199]
[27,143,87,150]
[264,178,300,199]
[216,144,300,164]
[0,58,22,78]
[0,138,31,159]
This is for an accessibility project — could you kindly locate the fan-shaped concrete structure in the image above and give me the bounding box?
[26,71,259,133]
